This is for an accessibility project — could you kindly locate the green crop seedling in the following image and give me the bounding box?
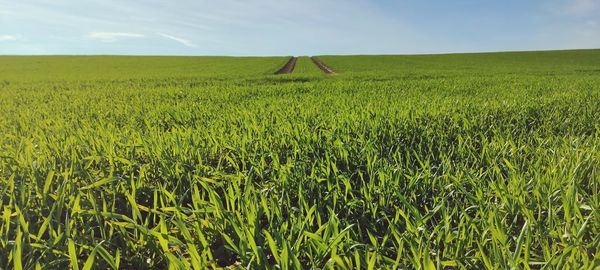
[0,50,599,269]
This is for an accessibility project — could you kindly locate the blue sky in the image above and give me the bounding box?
[1,0,599,56]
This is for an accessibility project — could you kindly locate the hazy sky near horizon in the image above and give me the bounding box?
[1,0,599,56]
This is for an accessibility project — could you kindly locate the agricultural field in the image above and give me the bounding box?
[0,50,599,269]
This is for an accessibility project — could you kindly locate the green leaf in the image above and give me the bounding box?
[82,248,96,270]
[68,239,80,270]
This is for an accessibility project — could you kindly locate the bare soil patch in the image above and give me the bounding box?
[310,57,335,74]
[274,57,298,75]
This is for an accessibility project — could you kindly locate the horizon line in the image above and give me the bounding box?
[1,48,599,58]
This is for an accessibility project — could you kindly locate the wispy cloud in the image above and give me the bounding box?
[158,33,195,47]
[2,0,599,55]
[88,32,144,42]
[563,0,600,16]
[0,35,17,41]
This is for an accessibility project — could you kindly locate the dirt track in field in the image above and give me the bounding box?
[274,57,298,74]
[310,57,336,74]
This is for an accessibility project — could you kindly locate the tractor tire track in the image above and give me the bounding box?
[274,57,298,74]
[310,57,336,74]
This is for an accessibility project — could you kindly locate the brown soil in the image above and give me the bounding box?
[310,57,336,74]
[274,57,298,74]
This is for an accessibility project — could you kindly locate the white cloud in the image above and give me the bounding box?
[563,0,600,16]
[88,32,144,42]
[536,0,600,50]
[0,35,17,41]
[0,0,423,55]
[157,33,195,47]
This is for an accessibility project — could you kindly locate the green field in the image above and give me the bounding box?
[1,50,599,269]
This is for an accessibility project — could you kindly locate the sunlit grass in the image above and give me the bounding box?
[1,50,599,269]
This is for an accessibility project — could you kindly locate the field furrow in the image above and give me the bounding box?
[274,57,298,74]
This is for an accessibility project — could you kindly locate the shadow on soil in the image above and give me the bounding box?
[246,77,317,85]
